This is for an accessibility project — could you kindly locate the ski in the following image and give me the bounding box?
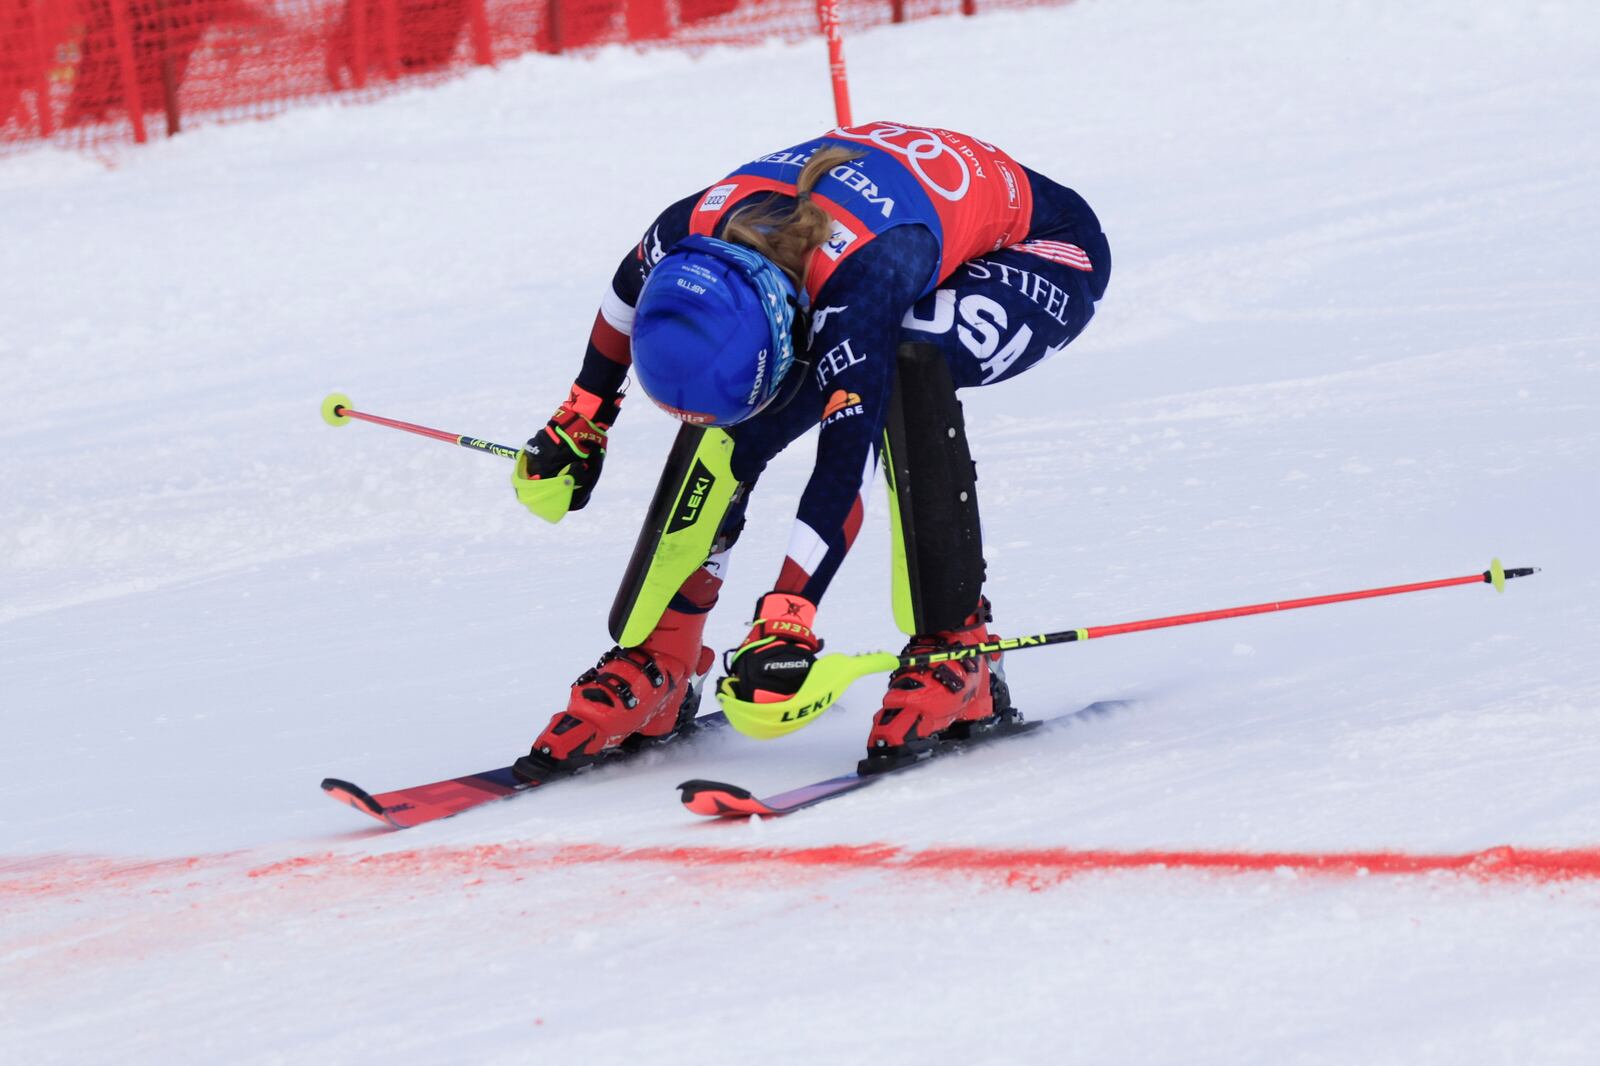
[323,711,729,830]
[677,700,1127,819]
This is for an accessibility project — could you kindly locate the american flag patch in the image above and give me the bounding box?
[1015,239,1094,272]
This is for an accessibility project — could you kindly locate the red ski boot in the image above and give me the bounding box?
[515,575,718,779]
[861,598,1016,773]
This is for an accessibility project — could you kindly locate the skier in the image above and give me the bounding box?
[510,121,1110,775]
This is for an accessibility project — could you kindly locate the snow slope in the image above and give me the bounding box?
[3,1,1599,1061]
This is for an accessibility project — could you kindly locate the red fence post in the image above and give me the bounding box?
[543,0,563,55]
[890,0,904,24]
[160,54,181,135]
[466,0,493,65]
[106,0,148,143]
[961,0,975,15]
[377,0,400,78]
[351,0,370,87]
[25,0,56,137]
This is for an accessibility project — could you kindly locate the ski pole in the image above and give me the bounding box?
[718,559,1541,739]
[320,392,520,460]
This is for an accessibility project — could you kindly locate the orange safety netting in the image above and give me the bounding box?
[1,0,1063,156]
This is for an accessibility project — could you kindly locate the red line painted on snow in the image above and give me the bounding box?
[242,842,1600,888]
[0,853,234,897]
[8,844,1600,901]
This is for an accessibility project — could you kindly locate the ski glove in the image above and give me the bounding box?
[512,384,621,523]
[725,591,823,703]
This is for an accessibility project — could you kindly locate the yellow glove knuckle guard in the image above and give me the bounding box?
[512,463,576,524]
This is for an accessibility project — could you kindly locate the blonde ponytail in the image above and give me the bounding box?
[721,144,862,289]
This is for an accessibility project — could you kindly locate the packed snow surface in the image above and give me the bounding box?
[3,1,1599,1062]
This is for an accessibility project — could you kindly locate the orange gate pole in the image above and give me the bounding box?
[816,0,851,126]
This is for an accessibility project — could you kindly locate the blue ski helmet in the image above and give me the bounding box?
[630,234,802,426]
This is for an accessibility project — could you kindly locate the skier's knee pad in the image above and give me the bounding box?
[883,342,986,636]
[610,425,745,646]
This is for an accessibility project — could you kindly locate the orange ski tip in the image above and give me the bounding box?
[678,779,778,818]
[320,778,395,826]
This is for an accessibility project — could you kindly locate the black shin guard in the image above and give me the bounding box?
[883,343,986,637]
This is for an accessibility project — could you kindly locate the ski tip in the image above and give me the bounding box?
[677,779,776,818]
[321,776,367,801]
[321,777,397,827]
[321,391,353,427]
